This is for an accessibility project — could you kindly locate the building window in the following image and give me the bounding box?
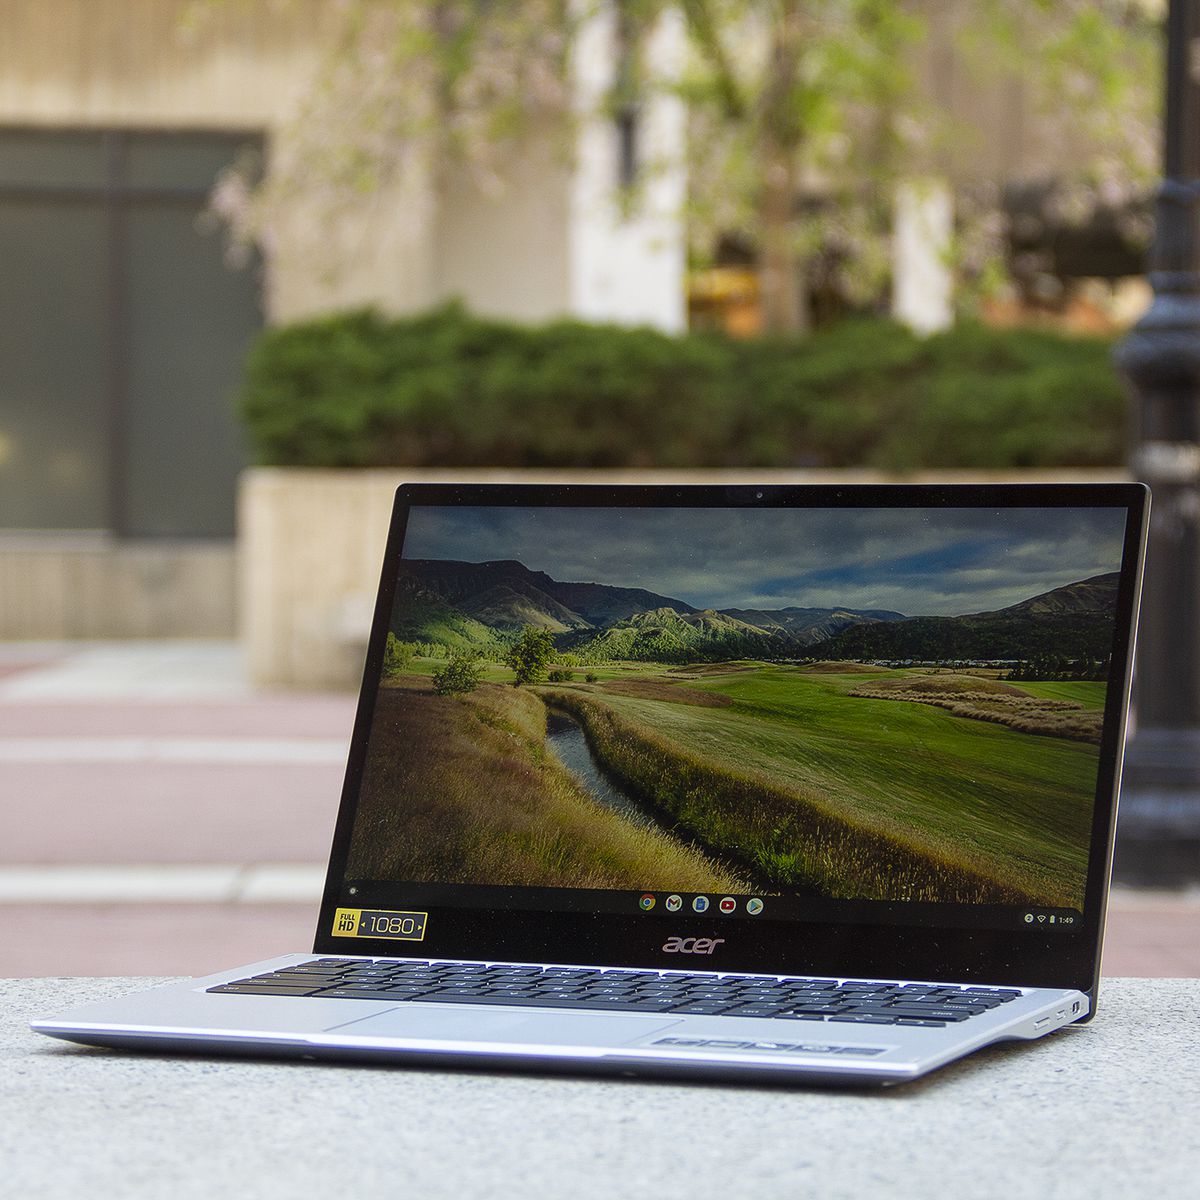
[614,2,640,190]
[0,127,263,537]
[616,104,639,190]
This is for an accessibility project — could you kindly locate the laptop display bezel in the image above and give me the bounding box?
[313,481,1148,996]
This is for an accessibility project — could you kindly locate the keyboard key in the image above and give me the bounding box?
[424,993,678,1013]
[207,984,323,996]
[245,972,329,983]
[318,988,431,1000]
[888,1008,969,1022]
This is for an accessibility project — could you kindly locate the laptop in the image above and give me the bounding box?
[34,482,1149,1086]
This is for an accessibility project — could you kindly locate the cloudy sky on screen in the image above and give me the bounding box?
[402,505,1128,617]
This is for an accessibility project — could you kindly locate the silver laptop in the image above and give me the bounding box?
[34,482,1149,1086]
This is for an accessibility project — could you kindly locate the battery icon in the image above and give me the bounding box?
[1049,915,1056,924]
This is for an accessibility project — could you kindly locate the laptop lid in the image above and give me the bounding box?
[314,483,1147,995]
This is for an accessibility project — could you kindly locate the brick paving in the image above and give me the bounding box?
[1,761,344,863]
[1102,891,1200,977]
[2,641,1196,979]
[6,902,317,978]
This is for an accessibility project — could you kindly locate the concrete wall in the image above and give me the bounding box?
[893,178,955,334]
[0,0,321,129]
[0,536,235,639]
[435,139,573,323]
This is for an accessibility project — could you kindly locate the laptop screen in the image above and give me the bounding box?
[330,490,1140,958]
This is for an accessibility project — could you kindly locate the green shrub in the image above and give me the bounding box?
[238,304,1127,470]
[433,653,483,696]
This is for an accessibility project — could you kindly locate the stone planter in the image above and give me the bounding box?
[239,465,1129,689]
[0,533,236,640]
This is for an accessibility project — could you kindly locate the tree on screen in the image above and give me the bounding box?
[506,626,556,686]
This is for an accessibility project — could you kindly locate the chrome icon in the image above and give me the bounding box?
[639,893,656,911]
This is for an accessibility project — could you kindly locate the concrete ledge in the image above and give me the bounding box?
[5,976,1199,1197]
[0,535,236,639]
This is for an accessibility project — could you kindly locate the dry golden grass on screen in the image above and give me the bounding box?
[797,661,879,674]
[346,678,746,892]
[595,678,732,707]
[850,676,1103,744]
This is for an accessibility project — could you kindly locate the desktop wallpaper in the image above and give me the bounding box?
[345,505,1127,910]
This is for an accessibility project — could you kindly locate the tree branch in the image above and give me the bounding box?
[680,0,747,120]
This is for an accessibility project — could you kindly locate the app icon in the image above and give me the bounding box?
[719,896,737,914]
[639,893,656,911]
[746,898,764,916]
[692,895,709,913]
[665,894,683,912]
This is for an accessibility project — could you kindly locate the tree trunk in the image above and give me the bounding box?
[756,1,808,335]
[759,142,807,334]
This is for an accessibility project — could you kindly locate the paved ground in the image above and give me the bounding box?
[2,641,1197,978]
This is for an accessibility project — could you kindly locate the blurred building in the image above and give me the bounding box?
[0,0,685,637]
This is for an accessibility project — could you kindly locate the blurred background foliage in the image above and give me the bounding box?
[211,0,1160,336]
[240,303,1124,471]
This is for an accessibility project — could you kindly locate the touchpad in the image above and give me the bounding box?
[322,1005,679,1048]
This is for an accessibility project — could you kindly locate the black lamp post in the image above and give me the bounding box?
[1113,0,1200,881]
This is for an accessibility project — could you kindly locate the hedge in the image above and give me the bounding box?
[237,304,1127,470]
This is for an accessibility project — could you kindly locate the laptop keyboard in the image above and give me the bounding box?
[208,960,1022,1027]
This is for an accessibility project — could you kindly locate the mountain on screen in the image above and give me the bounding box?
[817,573,1120,662]
[391,558,904,660]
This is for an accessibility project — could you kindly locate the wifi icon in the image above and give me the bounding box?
[1037,914,1047,923]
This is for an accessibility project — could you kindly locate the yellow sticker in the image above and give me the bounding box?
[332,907,428,941]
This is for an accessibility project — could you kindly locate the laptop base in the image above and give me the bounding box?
[33,953,1087,1088]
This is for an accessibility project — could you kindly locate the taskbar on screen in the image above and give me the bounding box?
[340,880,1083,935]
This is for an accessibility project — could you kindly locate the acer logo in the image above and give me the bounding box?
[662,936,725,955]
